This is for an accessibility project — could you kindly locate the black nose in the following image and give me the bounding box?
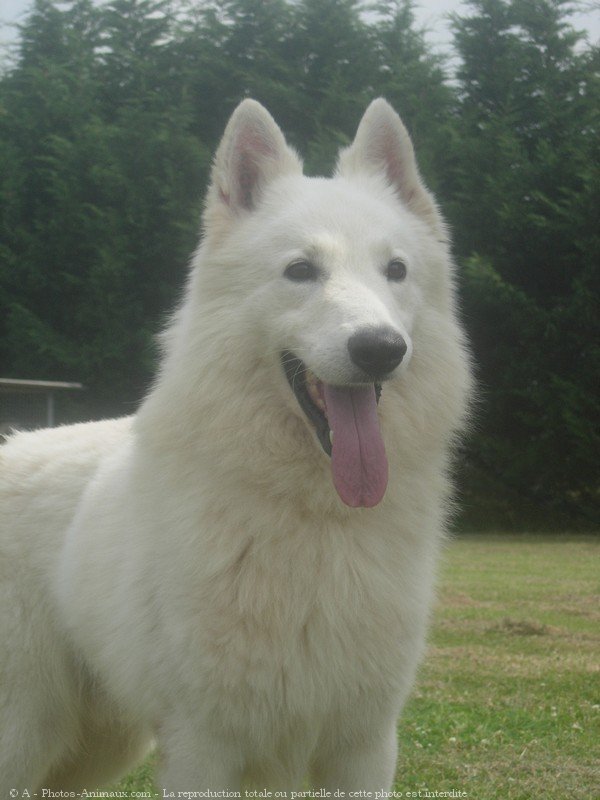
[348,327,407,378]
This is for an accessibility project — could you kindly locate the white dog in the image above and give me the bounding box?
[0,99,471,791]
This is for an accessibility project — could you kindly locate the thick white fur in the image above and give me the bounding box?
[0,99,471,791]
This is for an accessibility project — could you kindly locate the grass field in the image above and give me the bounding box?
[111,534,600,799]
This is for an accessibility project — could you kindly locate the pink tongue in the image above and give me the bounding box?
[323,384,388,508]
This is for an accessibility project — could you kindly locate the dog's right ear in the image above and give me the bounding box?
[206,100,302,224]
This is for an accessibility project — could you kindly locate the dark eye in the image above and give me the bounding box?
[284,260,320,282]
[386,258,408,282]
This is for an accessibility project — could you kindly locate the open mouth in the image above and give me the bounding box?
[281,351,387,508]
[281,351,334,456]
[280,352,382,456]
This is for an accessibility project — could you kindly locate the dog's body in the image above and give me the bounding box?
[0,100,471,791]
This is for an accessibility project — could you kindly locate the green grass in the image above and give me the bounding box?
[112,534,600,799]
[395,534,599,800]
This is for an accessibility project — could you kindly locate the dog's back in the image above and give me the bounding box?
[1,417,132,563]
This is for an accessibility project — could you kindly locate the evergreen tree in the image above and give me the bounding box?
[451,0,600,520]
[0,0,207,412]
[288,0,379,172]
[365,0,456,193]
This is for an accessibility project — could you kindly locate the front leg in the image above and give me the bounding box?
[156,717,244,792]
[310,722,398,792]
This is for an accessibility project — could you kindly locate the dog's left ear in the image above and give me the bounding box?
[337,99,444,235]
[208,99,302,218]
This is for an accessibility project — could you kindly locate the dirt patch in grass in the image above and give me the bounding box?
[487,617,551,636]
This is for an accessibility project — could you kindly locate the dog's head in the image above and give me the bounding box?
[197,99,458,509]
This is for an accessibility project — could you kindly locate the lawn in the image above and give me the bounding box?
[111,534,600,799]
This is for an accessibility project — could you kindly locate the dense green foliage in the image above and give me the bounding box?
[0,0,598,523]
[450,1,599,524]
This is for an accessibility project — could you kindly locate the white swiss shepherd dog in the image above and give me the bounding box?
[0,99,472,791]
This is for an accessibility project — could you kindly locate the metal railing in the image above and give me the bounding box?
[0,378,84,432]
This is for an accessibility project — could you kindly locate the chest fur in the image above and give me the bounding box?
[176,525,432,739]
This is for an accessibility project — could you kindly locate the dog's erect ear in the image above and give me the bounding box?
[208,99,302,216]
[337,98,444,234]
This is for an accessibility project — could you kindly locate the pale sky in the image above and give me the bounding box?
[1,0,599,56]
